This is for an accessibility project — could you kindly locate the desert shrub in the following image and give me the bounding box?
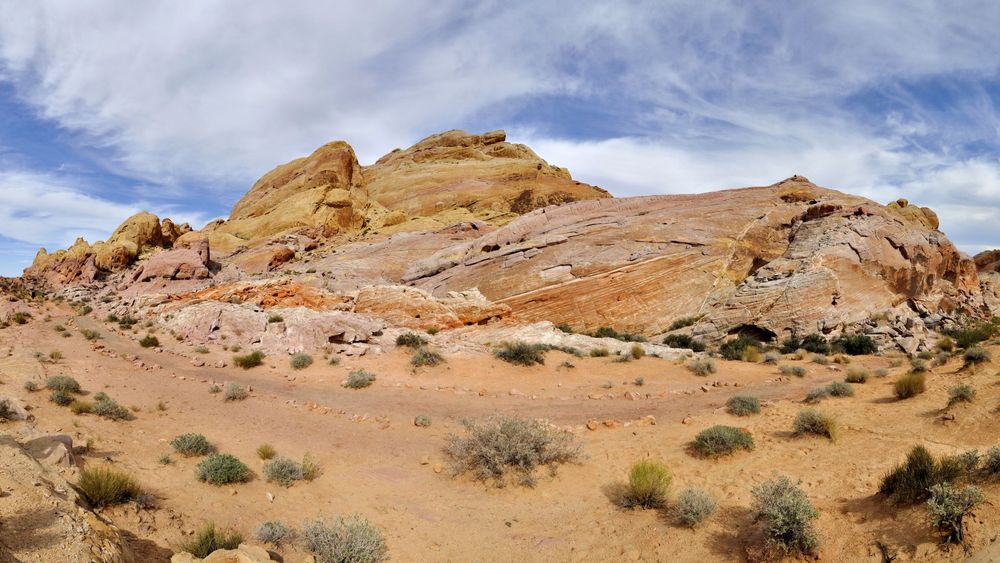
[171,433,212,456]
[208,384,222,394]
[410,347,445,368]
[763,351,781,364]
[77,465,141,507]
[826,381,854,397]
[139,335,159,348]
[880,445,960,503]
[413,415,432,427]
[290,352,314,370]
[943,321,997,349]
[224,382,248,401]
[493,341,546,366]
[927,483,984,544]
[301,515,388,563]
[344,369,376,389]
[328,356,341,365]
[81,328,101,340]
[751,476,819,556]
[257,443,277,460]
[255,521,291,545]
[233,350,265,369]
[590,326,646,342]
[720,335,761,361]
[936,336,955,352]
[833,333,877,355]
[669,316,701,330]
[687,359,716,376]
[426,327,439,335]
[917,349,935,360]
[933,352,951,367]
[793,409,838,441]
[178,523,243,558]
[629,343,646,359]
[692,425,754,457]
[894,372,926,399]
[633,376,644,386]
[23,381,38,392]
[93,397,130,420]
[874,367,889,377]
[555,323,574,333]
[663,334,706,352]
[302,453,321,480]
[267,314,284,323]
[46,375,81,393]
[910,358,929,372]
[984,447,1000,475]
[11,311,31,324]
[196,453,249,485]
[94,392,109,402]
[726,395,761,416]
[194,346,209,354]
[741,345,762,363]
[804,386,829,403]
[673,487,716,527]
[779,365,806,378]
[833,354,852,364]
[955,450,981,478]
[263,457,304,486]
[444,415,582,486]
[70,400,94,414]
[845,365,869,383]
[810,354,829,365]
[963,346,991,368]
[620,459,671,509]
[589,347,610,357]
[395,332,427,348]
[947,384,976,405]
[49,350,63,362]
[50,390,73,406]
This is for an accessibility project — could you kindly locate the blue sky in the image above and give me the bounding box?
[0,1,999,276]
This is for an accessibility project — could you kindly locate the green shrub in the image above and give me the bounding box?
[936,336,955,352]
[93,397,130,420]
[720,334,761,361]
[255,521,291,545]
[196,453,249,485]
[257,443,277,460]
[344,369,376,389]
[171,433,212,456]
[328,356,341,365]
[686,359,716,376]
[290,352,314,370]
[943,321,997,349]
[963,346,991,367]
[927,483,984,544]
[233,350,265,369]
[751,476,819,556]
[932,352,951,367]
[985,447,1000,475]
[845,365,869,383]
[410,347,444,368]
[780,365,807,378]
[178,523,243,558]
[77,465,141,507]
[139,335,159,348]
[620,459,671,509]
[669,316,701,330]
[263,457,304,486]
[46,375,81,394]
[726,395,761,416]
[894,372,926,399]
[301,515,389,563]
[589,347,610,357]
[395,332,427,348]
[663,334,706,352]
[833,333,877,355]
[880,445,960,503]
[692,425,754,457]
[826,381,854,397]
[50,390,73,406]
[793,409,838,441]
[267,314,284,323]
[413,415,432,427]
[223,382,248,401]
[947,384,976,405]
[673,487,716,527]
[629,343,646,359]
[493,341,546,366]
[781,334,830,355]
[444,415,582,486]
[555,323,574,333]
[590,326,646,342]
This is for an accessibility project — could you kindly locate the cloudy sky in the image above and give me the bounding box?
[0,1,999,275]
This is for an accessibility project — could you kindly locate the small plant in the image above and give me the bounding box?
[328,355,341,365]
[947,384,976,405]
[589,347,610,357]
[290,352,314,370]
[620,459,671,509]
[874,367,889,377]
[963,346,991,368]
[344,369,376,389]
[255,521,291,545]
[985,447,1000,475]
[70,400,94,414]
[833,333,877,355]
[927,483,984,544]
[50,390,73,406]
[208,384,222,394]
[77,465,141,507]
[80,329,101,340]
[395,332,427,348]
[93,397,131,420]
[590,326,646,342]
[880,445,960,503]
[845,365,869,383]
[178,523,243,558]
[302,452,321,480]
[793,409,838,441]
[11,311,31,325]
[669,316,701,330]
[493,341,546,366]
[726,395,761,416]
[48,350,63,362]
[426,327,439,335]
[257,443,277,460]
[936,337,955,352]
[763,351,781,364]
[933,351,951,367]
[223,382,249,401]
[633,377,644,386]
[686,358,716,376]
[0,399,15,421]
[629,343,645,359]
[159,454,172,465]
[894,372,926,399]
[692,425,754,457]
[720,334,761,361]
[194,346,209,354]
[196,453,250,485]
[804,387,829,403]
[233,350,265,369]
[662,333,706,352]
[751,476,819,556]
[910,358,929,372]
[267,314,284,323]
[263,457,305,486]
[826,381,854,397]
[410,347,444,368]
[300,515,389,563]
[779,365,807,378]
[673,487,716,527]
[810,354,829,365]
[23,381,39,392]
[46,375,81,394]
[139,335,159,348]
[413,415,432,427]
[171,433,212,456]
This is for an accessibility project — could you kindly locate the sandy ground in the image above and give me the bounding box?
[2,303,1000,562]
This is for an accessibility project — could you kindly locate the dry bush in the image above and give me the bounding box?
[692,425,754,457]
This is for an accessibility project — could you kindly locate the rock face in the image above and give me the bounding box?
[974,249,1000,273]
[130,240,211,283]
[171,544,276,563]
[404,177,981,339]
[353,285,510,330]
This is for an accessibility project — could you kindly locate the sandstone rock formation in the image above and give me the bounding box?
[170,544,276,563]
[130,239,211,283]
[353,285,510,330]
[974,249,1000,273]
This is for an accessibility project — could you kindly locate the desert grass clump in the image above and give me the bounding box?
[93,397,131,420]
[810,354,829,365]
[673,487,717,527]
[233,350,265,369]
[686,358,716,376]
[223,382,249,401]
[301,515,388,563]
[590,347,610,357]
[410,347,445,368]
[445,415,582,487]
[910,358,929,372]
[984,447,1000,475]
[692,425,754,457]
[894,371,926,399]
[395,332,427,348]
[208,384,222,394]
[804,387,829,404]
[77,465,141,507]
[70,400,94,415]
[933,351,951,367]
[779,365,807,378]
[936,336,955,352]
[46,375,81,394]
[81,328,101,340]
[947,384,976,405]
[263,457,305,486]
[793,409,839,441]
[178,523,243,558]
[720,334,761,361]
[620,459,671,509]
[629,343,646,359]
[927,483,984,544]
[845,365,869,383]
[50,389,73,406]
[139,335,159,348]
[493,341,546,366]
[267,314,284,323]
[751,476,819,556]
[663,333,706,352]
[413,415,432,427]
[874,367,890,377]
[344,369,376,389]
[255,521,291,545]
[763,351,781,364]
[196,453,250,485]
[879,445,959,503]
[301,453,321,481]
[726,395,761,416]
[194,346,209,354]
[963,346,991,368]
[257,443,277,460]
[290,352,314,370]
[171,433,212,456]
[826,381,854,397]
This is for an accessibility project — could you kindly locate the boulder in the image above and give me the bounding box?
[131,240,211,283]
[229,245,295,274]
[23,434,76,467]
[170,543,275,562]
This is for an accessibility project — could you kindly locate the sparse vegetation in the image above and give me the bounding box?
[344,369,376,389]
[763,351,781,364]
[493,341,546,366]
[620,459,671,509]
[255,521,292,546]
[910,358,929,372]
[223,382,248,401]
[832,333,877,355]
[290,352,314,370]
[720,334,761,361]
[686,358,716,376]
[590,326,646,342]
[810,354,829,365]
[196,453,250,485]
[692,425,754,457]
[845,365,869,383]
[257,443,277,460]
[178,523,243,558]
[947,384,976,405]
[395,332,427,348]
[410,347,444,368]
[267,314,284,323]
[50,390,73,406]
[629,343,645,359]
[826,381,854,397]
[413,415,432,427]
[927,483,984,544]
[880,445,961,504]
[46,375,81,394]
[669,316,701,330]
[894,372,926,399]
[233,350,265,369]
[23,381,38,392]
[139,334,159,348]
[263,457,305,486]
[93,396,131,420]
[943,319,997,349]
[751,476,819,556]
[804,387,829,403]
[673,487,716,527]
[171,433,212,456]
[208,384,222,394]
[77,465,142,507]
[793,409,838,441]
[302,453,321,480]
[662,333,706,352]
[194,346,209,354]
[301,515,389,563]
[963,346,991,368]
[589,347,610,357]
[779,365,806,378]
[70,400,94,414]
[726,395,761,416]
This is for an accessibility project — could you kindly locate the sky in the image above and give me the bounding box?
[0,1,999,276]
